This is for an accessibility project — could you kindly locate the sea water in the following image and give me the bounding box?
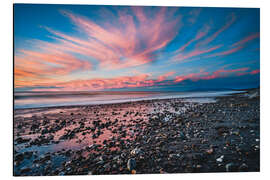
[14,90,244,109]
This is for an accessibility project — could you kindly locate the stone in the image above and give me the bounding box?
[239,163,249,171]
[179,132,185,139]
[216,155,224,163]
[225,162,236,172]
[130,147,141,156]
[20,167,31,174]
[131,170,136,174]
[127,158,136,171]
[206,148,214,154]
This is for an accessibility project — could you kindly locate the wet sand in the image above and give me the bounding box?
[13,89,260,176]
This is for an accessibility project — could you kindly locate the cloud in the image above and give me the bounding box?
[171,14,237,63]
[170,14,259,65]
[205,32,259,58]
[187,8,202,24]
[14,7,259,91]
[232,33,260,47]
[196,13,236,47]
[174,71,208,83]
[157,71,175,82]
[56,8,180,69]
[49,71,176,91]
[236,69,260,76]
[250,69,260,74]
[206,46,243,58]
[174,45,221,62]
[14,48,92,88]
[174,67,249,83]
[14,7,181,88]
[27,66,258,91]
[199,67,249,80]
[174,24,211,54]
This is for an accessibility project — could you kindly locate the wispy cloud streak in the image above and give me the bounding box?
[50,71,176,91]
[15,7,181,88]
[174,67,250,83]
[29,67,255,91]
[232,33,260,47]
[14,6,260,91]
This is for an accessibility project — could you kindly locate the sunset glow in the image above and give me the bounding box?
[14,5,260,91]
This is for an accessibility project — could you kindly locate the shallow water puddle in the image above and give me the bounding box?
[182,97,217,104]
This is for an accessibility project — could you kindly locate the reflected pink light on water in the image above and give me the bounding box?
[15,92,156,109]
[14,101,152,154]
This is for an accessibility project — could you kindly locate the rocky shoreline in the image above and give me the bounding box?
[13,89,260,176]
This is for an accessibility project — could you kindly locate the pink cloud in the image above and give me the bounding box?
[187,8,202,24]
[174,67,249,83]
[237,69,260,76]
[174,45,222,62]
[250,69,260,74]
[14,49,91,88]
[197,32,260,59]
[199,67,249,80]
[174,71,209,83]
[196,13,236,47]
[232,33,260,47]
[15,8,181,88]
[176,24,211,53]
[27,66,258,91]
[51,71,176,91]
[157,71,175,82]
[206,46,243,58]
[203,32,259,58]
[59,8,180,69]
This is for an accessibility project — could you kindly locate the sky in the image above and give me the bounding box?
[14,4,260,92]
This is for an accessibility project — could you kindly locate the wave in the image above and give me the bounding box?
[14,90,244,109]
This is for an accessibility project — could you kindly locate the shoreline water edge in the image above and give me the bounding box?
[14,90,245,110]
[13,89,260,175]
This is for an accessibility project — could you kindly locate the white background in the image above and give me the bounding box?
[0,0,269,179]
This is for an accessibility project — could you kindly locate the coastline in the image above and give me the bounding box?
[14,89,246,110]
[14,89,260,175]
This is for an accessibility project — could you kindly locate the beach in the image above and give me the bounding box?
[13,89,260,175]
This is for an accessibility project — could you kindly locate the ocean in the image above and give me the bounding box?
[14,90,244,109]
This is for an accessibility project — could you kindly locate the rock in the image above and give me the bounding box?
[232,131,240,136]
[163,115,171,122]
[196,164,202,169]
[113,155,120,161]
[130,147,141,156]
[39,154,51,163]
[13,91,260,175]
[248,92,258,99]
[24,151,33,159]
[58,171,65,176]
[120,152,126,158]
[103,163,111,171]
[225,162,237,172]
[179,132,185,139]
[206,148,214,154]
[15,137,31,144]
[216,126,229,136]
[216,155,224,163]
[15,153,24,163]
[127,158,136,171]
[20,167,31,174]
[239,163,249,171]
[131,170,136,174]
[169,153,183,160]
[34,163,40,168]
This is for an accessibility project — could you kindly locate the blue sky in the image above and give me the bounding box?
[14,4,260,91]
